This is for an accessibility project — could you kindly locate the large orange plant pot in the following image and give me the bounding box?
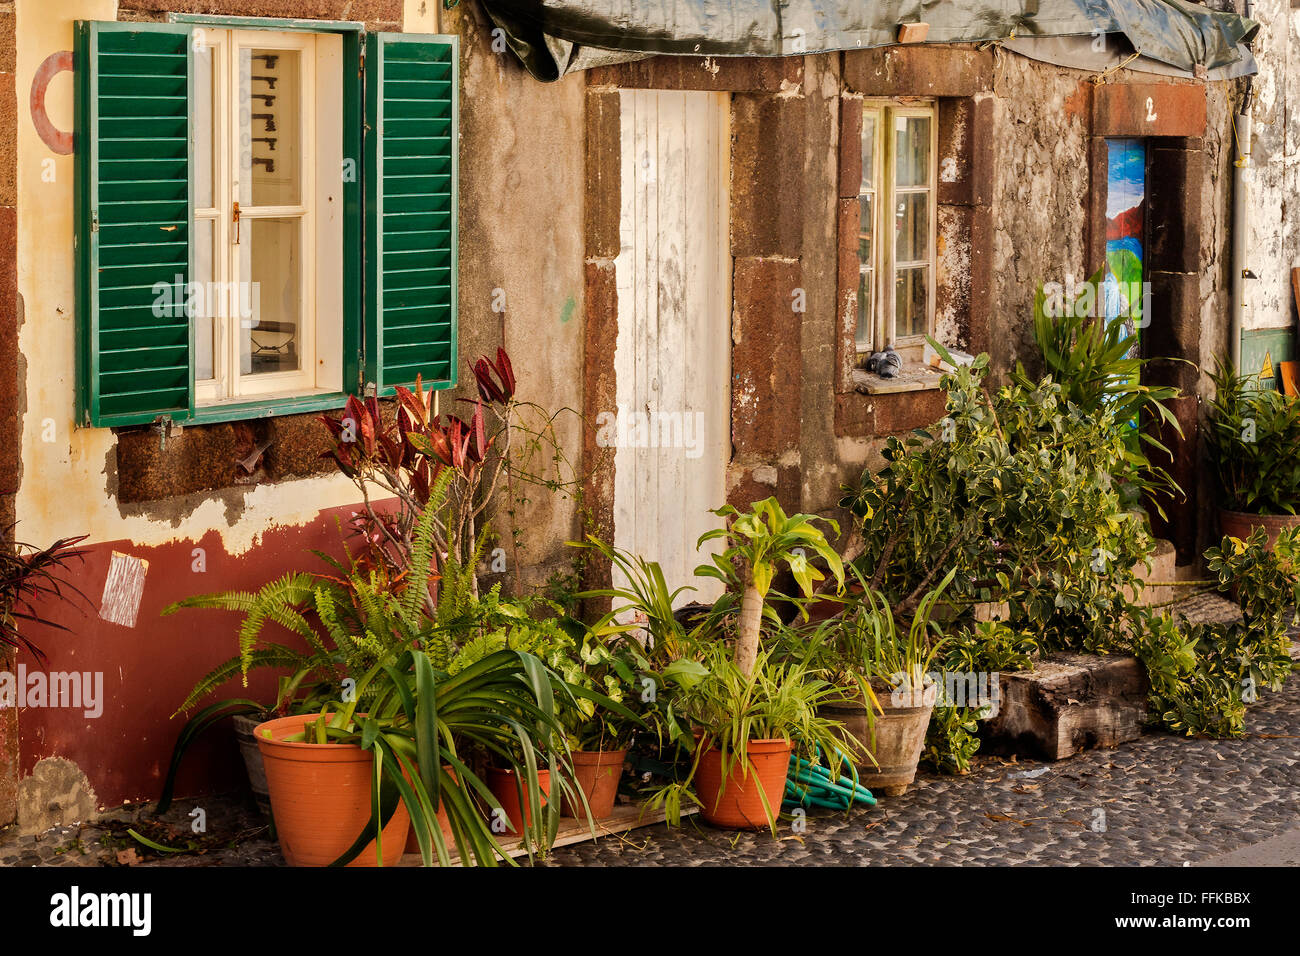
[561,749,627,820]
[694,738,792,830]
[255,714,409,867]
[486,766,551,837]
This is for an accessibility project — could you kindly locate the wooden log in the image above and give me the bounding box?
[980,652,1149,761]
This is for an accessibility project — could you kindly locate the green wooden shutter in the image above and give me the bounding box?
[75,21,193,428]
[364,33,458,395]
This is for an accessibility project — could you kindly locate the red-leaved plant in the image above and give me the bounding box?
[319,350,522,603]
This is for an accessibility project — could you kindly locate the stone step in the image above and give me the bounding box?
[980,652,1148,761]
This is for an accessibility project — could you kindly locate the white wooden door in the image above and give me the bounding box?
[612,90,731,606]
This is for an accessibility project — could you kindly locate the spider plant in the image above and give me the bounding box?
[647,641,860,833]
[288,644,579,866]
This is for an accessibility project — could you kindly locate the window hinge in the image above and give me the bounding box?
[363,381,377,398]
[90,212,99,233]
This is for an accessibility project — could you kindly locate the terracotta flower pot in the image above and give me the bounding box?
[255,714,410,867]
[1218,508,1300,551]
[694,738,792,830]
[486,766,551,837]
[404,765,456,856]
[561,749,627,820]
[821,681,937,797]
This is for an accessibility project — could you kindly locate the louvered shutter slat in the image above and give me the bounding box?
[76,22,193,427]
[364,33,458,395]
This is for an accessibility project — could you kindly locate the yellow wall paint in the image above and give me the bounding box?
[403,0,441,33]
[15,1,370,554]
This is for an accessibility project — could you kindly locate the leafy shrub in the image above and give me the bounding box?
[1205,361,1300,515]
[844,347,1153,652]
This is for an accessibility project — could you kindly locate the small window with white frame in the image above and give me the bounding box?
[192,27,344,406]
[857,100,937,360]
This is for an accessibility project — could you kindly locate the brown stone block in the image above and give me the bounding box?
[592,55,803,93]
[935,98,972,207]
[115,422,240,503]
[0,9,14,75]
[844,45,993,98]
[580,259,618,609]
[263,410,340,481]
[967,204,993,355]
[835,393,872,437]
[1092,82,1206,138]
[0,70,15,209]
[839,94,862,200]
[731,94,806,258]
[837,197,861,393]
[118,0,402,25]
[871,388,946,435]
[585,91,621,260]
[726,460,800,513]
[732,257,802,457]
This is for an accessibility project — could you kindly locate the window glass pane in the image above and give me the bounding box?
[195,44,215,209]
[240,217,301,376]
[895,192,928,262]
[859,193,873,263]
[856,269,873,351]
[861,111,877,192]
[895,115,931,188]
[194,218,216,381]
[894,266,928,339]
[238,48,300,207]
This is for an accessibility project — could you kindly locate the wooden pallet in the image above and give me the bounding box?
[396,802,694,866]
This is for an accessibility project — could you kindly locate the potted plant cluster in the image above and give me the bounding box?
[1206,360,1300,548]
[784,568,955,796]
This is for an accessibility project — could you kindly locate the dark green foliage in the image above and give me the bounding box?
[844,345,1153,653]
[1205,360,1300,515]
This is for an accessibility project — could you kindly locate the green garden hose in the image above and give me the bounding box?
[782,754,876,811]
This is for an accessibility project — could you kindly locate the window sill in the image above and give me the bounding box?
[851,365,944,395]
[189,391,350,425]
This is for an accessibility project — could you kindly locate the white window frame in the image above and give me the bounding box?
[193,28,343,406]
[857,99,938,360]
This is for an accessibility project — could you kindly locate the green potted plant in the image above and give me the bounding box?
[557,630,646,820]
[1206,360,1300,548]
[794,568,954,796]
[653,641,858,831]
[255,643,576,867]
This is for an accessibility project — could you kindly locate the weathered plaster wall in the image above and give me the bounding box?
[444,1,587,590]
[1242,0,1299,334]
[989,50,1093,381]
[4,0,588,820]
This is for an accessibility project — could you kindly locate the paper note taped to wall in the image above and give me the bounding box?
[99,551,149,628]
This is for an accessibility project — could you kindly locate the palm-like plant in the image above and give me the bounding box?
[696,497,844,677]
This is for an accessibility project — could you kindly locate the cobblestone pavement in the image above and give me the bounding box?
[3,647,1297,868]
[547,670,1300,867]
